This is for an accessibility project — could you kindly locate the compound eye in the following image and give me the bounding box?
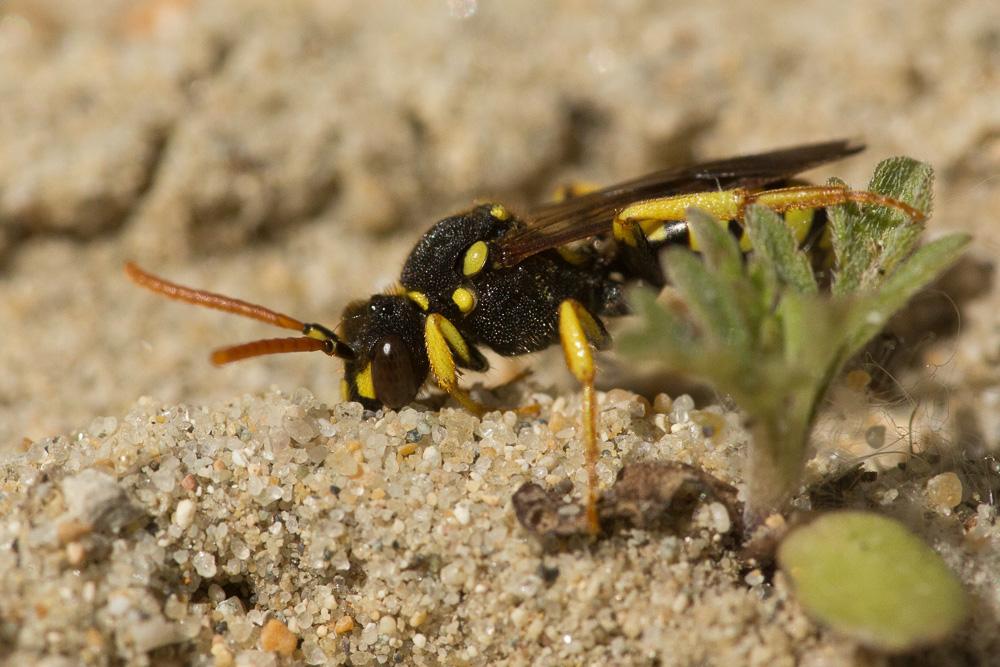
[371,335,420,410]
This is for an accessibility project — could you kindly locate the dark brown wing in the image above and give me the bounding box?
[496,139,864,266]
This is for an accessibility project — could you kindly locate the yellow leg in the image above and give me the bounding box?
[558,299,606,536]
[613,183,925,242]
[424,313,489,416]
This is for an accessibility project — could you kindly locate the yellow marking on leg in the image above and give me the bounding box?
[340,378,350,401]
[355,364,376,400]
[619,190,745,227]
[784,208,815,245]
[425,314,487,416]
[645,220,669,243]
[615,185,924,246]
[735,223,752,252]
[612,218,640,247]
[558,299,603,536]
[617,217,671,245]
[462,241,489,276]
[436,314,475,366]
[451,287,476,314]
[407,290,429,311]
[558,301,596,384]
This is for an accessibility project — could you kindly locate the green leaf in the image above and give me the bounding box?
[831,157,934,294]
[745,204,818,295]
[619,155,967,523]
[663,239,751,353]
[778,511,968,652]
[842,233,971,359]
[685,209,744,278]
[617,287,695,364]
[828,188,874,296]
[866,156,934,228]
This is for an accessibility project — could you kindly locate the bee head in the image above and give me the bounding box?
[339,294,429,410]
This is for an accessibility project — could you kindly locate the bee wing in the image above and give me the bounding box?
[495,139,864,267]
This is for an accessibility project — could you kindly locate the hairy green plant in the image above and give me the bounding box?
[777,511,968,652]
[619,157,970,523]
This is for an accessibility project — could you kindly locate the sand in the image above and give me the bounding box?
[1,0,999,665]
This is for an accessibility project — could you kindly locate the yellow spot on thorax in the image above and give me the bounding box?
[452,287,476,313]
[462,241,489,276]
[489,204,509,220]
[407,291,429,311]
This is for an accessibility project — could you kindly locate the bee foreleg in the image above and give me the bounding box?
[424,313,488,416]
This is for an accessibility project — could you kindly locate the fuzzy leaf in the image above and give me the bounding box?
[663,240,750,353]
[745,204,818,294]
[778,511,968,652]
[686,208,743,280]
[619,155,966,523]
[831,157,934,294]
[828,179,874,296]
[618,287,696,363]
[842,233,971,359]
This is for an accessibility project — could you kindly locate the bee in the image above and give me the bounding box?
[126,139,923,535]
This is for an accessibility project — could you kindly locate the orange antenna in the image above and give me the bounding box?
[125,262,306,331]
[211,337,331,365]
[125,262,355,362]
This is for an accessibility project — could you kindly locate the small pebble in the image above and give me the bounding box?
[61,469,141,532]
[707,502,731,534]
[181,474,198,492]
[193,551,218,578]
[422,446,442,467]
[211,639,234,667]
[334,615,354,634]
[57,519,93,544]
[378,615,397,637]
[412,633,427,649]
[66,541,86,566]
[260,618,298,656]
[926,472,963,512]
[845,369,871,391]
[653,393,673,414]
[440,562,465,586]
[173,499,196,529]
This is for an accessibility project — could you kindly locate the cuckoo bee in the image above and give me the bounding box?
[126,139,924,535]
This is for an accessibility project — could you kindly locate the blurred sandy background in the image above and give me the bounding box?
[1,0,998,451]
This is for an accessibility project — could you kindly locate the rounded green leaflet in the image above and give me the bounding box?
[777,511,968,652]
